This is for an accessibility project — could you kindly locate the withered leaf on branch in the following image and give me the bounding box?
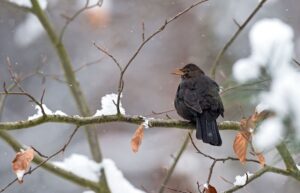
[12,148,35,183]
[233,131,250,164]
[204,184,218,193]
[131,124,144,153]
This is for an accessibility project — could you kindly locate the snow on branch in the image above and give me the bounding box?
[232,18,300,151]
[233,172,253,186]
[28,104,67,120]
[93,93,125,116]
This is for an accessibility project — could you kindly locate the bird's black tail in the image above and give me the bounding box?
[195,112,222,146]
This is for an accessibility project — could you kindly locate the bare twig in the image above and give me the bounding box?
[223,165,294,193]
[0,79,99,192]
[0,126,80,192]
[2,83,47,117]
[3,65,47,116]
[292,58,300,66]
[159,131,192,193]
[93,43,122,71]
[59,0,103,42]
[93,0,208,115]
[144,109,175,117]
[73,57,104,72]
[188,133,259,186]
[142,21,145,42]
[220,79,269,95]
[115,0,209,115]
[210,0,268,79]
[163,185,193,193]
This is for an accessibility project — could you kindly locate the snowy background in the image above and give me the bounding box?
[0,0,300,193]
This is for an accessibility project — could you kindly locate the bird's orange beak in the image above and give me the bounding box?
[171,68,185,76]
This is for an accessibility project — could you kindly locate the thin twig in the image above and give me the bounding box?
[223,166,293,193]
[142,21,145,42]
[188,133,260,186]
[144,109,175,117]
[163,185,193,193]
[292,58,300,66]
[0,126,80,192]
[220,79,269,95]
[210,0,268,79]
[93,43,123,71]
[159,131,192,193]
[59,0,103,42]
[115,0,209,115]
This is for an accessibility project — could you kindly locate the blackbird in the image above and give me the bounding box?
[173,64,224,146]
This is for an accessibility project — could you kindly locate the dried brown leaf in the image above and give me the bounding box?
[256,153,266,167]
[131,124,144,153]
[12,148,35,183]
[233,131,250,164]
[204,184,218,193]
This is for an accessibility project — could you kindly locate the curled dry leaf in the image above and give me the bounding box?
[204,184,218,193]
[233,131,250,164]
[12,148,35,183]
[131,124,144,153]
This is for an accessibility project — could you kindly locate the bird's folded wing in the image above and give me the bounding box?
[183,89,203,114]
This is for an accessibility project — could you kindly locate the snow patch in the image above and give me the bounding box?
[28,104,67,120]
[234,172,253,186]
[16,170,26,182]
[93,93,125,116]
[53,154,101,182]
[255,102,270,114]
[102,159,146,193]
[53,154,145,193]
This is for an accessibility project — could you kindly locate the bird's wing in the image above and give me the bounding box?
[181,81,203,114]
[194,76,224,117]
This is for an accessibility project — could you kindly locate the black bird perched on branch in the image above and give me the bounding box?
[173,64,224,146]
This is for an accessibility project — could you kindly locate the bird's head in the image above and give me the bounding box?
[172,63,205,79]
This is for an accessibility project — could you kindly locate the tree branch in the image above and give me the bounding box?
[158,131,192,193]
[30,0,104,163]
[223,165,298,193]
[59,0,103,42]
[276,142,298,172]
[0,113,240,131]
[0,130,100,192]
[0,78,99,192]
[210,0,268,79]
